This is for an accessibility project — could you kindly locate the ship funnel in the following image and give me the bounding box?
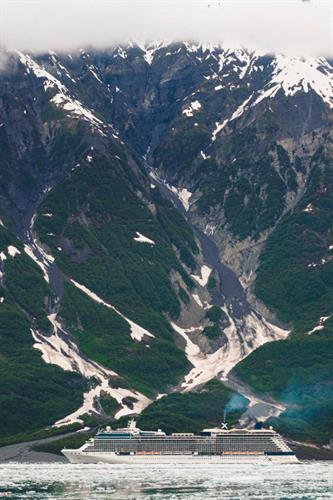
[221,409,228,430]
[128,418,137,430]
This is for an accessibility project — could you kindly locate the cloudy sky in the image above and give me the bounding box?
[0,0,332,56]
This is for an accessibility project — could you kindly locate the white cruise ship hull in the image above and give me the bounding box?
[62,450,299,464]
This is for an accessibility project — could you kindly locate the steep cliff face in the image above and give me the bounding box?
[0,43,332,444]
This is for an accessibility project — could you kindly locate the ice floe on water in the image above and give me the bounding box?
[0,462,332,499]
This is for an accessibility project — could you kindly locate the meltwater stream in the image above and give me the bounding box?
[0,463,332,499]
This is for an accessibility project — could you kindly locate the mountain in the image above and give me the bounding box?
[0,42,332,448]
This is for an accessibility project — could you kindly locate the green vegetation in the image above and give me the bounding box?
[197,138,298,239]
[0,299,85,438]
[33,149,200,397]
[30,380,248,455]
[205,306,222,323]
[4,250,52,332]
[256,151,333,333]
[155,120,211,176]
[36,152,197,323]
[32,430,94,456]
[0,225,86,439]
[207,274,217,292]
[99,393,120,416]
[60,282,189,397]
[134,380,248,434]
[234,322,333,444]
[233,148,333,444]
[0,423,82,448]
[203,306,225,339]
[267,399,333,446]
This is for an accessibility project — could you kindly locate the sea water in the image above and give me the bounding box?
[0,462,332,499]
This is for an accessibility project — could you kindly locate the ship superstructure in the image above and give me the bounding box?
[62,419,299,464]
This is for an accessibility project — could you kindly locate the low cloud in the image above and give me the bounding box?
[1,0,332,56]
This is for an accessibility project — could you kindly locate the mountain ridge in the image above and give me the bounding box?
[0,42,332,447]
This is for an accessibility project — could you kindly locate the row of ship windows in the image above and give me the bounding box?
[87,444,282,452]
[95,437,278,442]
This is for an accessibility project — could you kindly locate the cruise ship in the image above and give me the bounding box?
[62,419,299,464]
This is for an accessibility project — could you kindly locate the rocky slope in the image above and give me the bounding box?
[0,42,332,446]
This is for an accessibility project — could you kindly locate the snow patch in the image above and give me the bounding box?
[138,40,165,65]
[71,279,155,342]
[17,52,107,136]
[156,393,167,400]
[89,65,103,84]
[307,316,331,335]
[172,308,289,392]
[191,265,212,287]
[200,150,211,160]
[169,186,192,211]
[253,55,333,108]
[229,94,253,121]
[31,314,151,426]
[192,294,204,308]
[7,246,21,258]
[182,100,202,117]
[211,120,228,142]
[303,203,315,213]
[133,232,156,245]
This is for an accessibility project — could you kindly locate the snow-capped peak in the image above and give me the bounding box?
[137,40,167,65]
[209,53,333,142]
[218,47,262,78]
[255,55,333,108]
[17,51,107,134]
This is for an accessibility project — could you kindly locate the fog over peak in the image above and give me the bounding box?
[1,0,332,57]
